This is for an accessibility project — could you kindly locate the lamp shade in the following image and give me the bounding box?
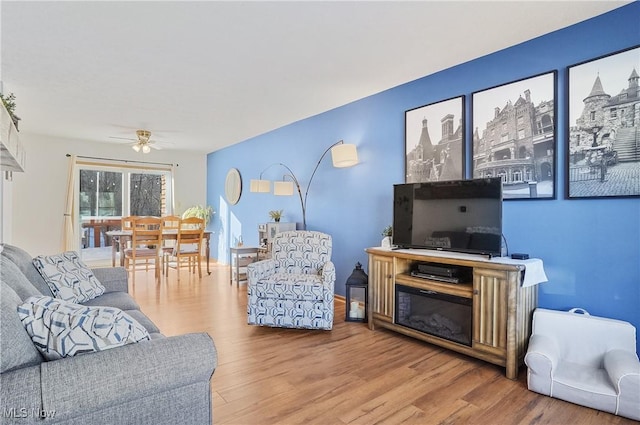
[274,181,294,196]
[250,179,271,193]
[142,144,151,154]
[132,144,141,152]
[331,143,359,168]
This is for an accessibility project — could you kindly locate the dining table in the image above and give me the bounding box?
[105,229,213,275]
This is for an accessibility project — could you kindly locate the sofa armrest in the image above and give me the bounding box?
[604,349,640,392]
[0,364,44,421]
[525,334,559,371]
[92,267,129,293]
[525,334,559,396]
[321,261,336,289]
[247,259,277,284]
[605,349,640,420]
[39,333,217,421]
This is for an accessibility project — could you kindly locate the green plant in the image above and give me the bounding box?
[381,225,392,237]
[269,209,283,222]
[181,205,214,226]
[0,92,16,117]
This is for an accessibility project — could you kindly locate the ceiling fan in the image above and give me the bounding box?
[109,129,162,153]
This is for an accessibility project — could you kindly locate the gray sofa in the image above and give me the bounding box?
[0,244,217,425]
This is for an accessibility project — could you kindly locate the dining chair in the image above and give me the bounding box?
[123,216,163,280]
[165,217,204,281]
[121,216,137,231]
[160,215,181,273]
[122,215,154,271]
[120,215,138,267]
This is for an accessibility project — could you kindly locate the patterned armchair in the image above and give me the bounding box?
[247,231,335,330]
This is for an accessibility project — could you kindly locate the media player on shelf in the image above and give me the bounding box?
[410,271,462,284]
[417,263,458,278]
[410,262,472,284]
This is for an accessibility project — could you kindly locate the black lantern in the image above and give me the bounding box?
[345,262,368,322]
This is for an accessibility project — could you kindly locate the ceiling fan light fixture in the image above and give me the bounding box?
[132,144,141,152]
[142,144,151,154]
[136,129,151,142]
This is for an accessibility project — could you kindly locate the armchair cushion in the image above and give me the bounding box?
[1,243,54,297]
[91,266,129,293]
[0,283,43,373]
[1,255,42,300]
[18,296,150,360]
[253,272,326,301]
[82,291,141,311]
[32,251,105,303]
[272,231,332,274]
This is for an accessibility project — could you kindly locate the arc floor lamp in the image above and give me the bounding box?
[250,140,359,229]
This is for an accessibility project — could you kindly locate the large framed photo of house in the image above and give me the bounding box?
[405,96,464,183]
[567,45,640,199]
[471,71,557,200]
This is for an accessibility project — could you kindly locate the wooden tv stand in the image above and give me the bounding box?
[366,247,540,380]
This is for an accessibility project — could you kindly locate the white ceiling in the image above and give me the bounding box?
[0,1,630,154]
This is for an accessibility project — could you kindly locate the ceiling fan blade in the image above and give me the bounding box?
[108,136,137,142]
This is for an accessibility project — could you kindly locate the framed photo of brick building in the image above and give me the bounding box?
[405,96,465,183]
[567,45,640,199]
[471,71,557,200]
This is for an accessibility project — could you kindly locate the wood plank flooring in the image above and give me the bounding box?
[125,263,636,425]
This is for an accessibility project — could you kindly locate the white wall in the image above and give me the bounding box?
[9,133,207,256]
[0,172,11,243]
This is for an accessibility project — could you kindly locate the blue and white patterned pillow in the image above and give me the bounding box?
[17,296,150,360]
[32,251,105,303]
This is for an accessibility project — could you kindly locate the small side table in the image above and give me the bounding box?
[230,246,259,286]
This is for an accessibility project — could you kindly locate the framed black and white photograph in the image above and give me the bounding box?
[471,71,557,200]
[567,45,640,199]
[405,96,464,183]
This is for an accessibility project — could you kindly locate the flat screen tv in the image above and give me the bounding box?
[393,178,503,257]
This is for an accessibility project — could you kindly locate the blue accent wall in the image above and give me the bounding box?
[208,3,640,352]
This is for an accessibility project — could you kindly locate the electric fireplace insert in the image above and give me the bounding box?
[395,284,472,346]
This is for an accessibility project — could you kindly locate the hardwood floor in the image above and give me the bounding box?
[126,263,635,425]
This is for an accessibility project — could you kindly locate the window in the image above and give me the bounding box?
[76,161,173,254]
[518,129,525,139]
[611,108,617,118]
[130,173,164,216]
[501,134,509,143]
[79,170,123,218]
[79,167,171,220]
[539,115,553,134]
[590,111,596,121]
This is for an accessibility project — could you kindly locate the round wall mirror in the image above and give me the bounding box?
[225,168,242,205]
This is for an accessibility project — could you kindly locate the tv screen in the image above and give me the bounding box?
[393,178,503,257]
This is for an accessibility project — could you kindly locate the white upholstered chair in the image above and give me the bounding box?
[246,230,335,330]
[524,308,640,421]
